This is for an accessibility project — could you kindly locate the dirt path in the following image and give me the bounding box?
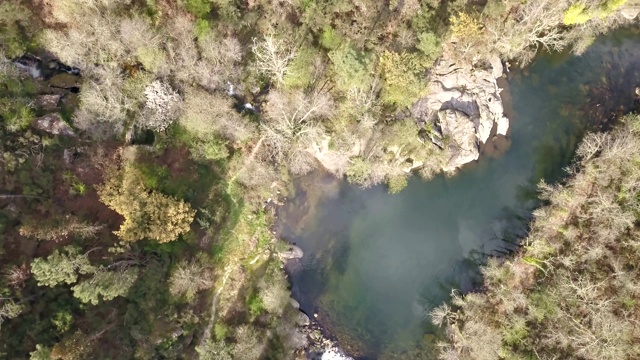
[199,268,231,347]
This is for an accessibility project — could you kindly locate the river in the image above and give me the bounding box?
[275,28,640,359]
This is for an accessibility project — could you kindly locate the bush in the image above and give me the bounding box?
[232,325,264,360]
[283,46,319,89]
[258,267,290,315]
[180,87,253,142]
[168,255,214,302]
[378,50,430,107]
[563,4,591,25]
[387,174,408,194]
[328,45,373,92]
[346,157,373,185]
[188,136,229,162]
[246,291,265,318]
[319,26,343,50]
[181,0,213,17]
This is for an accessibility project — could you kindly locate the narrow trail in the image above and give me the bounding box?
[199,268,231,347]
[228,135,265,185]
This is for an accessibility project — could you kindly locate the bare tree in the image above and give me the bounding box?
[139,80,182,131]
[169,257,214,302]
[486,0,568,63]
[251,35,297,85]
[180,87,254,142]
[4,264,30,289]
[261,89,334,174]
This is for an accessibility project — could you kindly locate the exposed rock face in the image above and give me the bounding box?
[296,311,311,326]
[413,58,509,172]
[621,5,640,20]
[35,94,61,111]
[33,113,76,136]
[437,108,478,171]
[280,245,304,260]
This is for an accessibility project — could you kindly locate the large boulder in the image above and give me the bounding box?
[280,245,304,260]
[621,5,640,20]
[35,94,61,111]
[296,310,311,326]
[33,113,76,137]
[413,58,509,171]
[438,108,478,172]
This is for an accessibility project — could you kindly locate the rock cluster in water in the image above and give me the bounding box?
[413,56,509,172]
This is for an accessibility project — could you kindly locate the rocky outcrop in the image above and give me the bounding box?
[279,245,304,260]
[33,113,76,137]
[35,94,61,111]
[413,57,509,172]
[621,5,640,20]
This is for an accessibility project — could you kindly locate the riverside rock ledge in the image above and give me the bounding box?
[413,57,510,172]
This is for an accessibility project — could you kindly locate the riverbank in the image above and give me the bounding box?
[276,27,640,358]
[435,111,640,360]
[1,1,639,359]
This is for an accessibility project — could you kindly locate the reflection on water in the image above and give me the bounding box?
[275,29,640,358]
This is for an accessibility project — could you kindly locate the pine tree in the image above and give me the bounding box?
[30,246,96,287]
[71,267,139,305]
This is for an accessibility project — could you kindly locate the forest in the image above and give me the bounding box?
[0,0,637,359]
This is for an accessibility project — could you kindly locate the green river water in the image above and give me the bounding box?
[275,29,640,359]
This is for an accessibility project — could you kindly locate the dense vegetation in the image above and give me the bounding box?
[433,114,640,360]
[0,0,637,359]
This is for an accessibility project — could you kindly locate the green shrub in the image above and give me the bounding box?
[379,50,430,107]
[328,45,373,91]
[320,26,343,50]
[194,19,211,39]
[189,136,230,162]
[246,291,265,318]
[283,47,317,89]
[346,157,372,185]
[1,102,34,132]
[52,310,74,334]
[214,323,229,340]
[181,0,213,17]
[416,32,442,63]
[563,3,591,25]
[135,163,170,190]
[387,174,408,194]
[502,316,529,346]
[136,47,167,74]
[0,1,36,57]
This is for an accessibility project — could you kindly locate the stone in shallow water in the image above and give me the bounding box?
[280,245,304,260]
[290,297,300,309]
[321,350,353,360]
[33,113,76,137]
[296,311,310,326]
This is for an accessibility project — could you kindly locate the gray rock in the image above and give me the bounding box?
[280,245,304,260]
[621,5,640,19]
[48,73,81,89]
[290,297,300,309]
[35,94,61,111]
[63,148,78,164]
[289,329,309,349]
[33,114,76,137]
[413,58,509,172]
[438,109,479,172]
[296,311,311,326]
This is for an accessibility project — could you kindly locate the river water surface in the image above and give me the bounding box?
[276,29,640,358]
